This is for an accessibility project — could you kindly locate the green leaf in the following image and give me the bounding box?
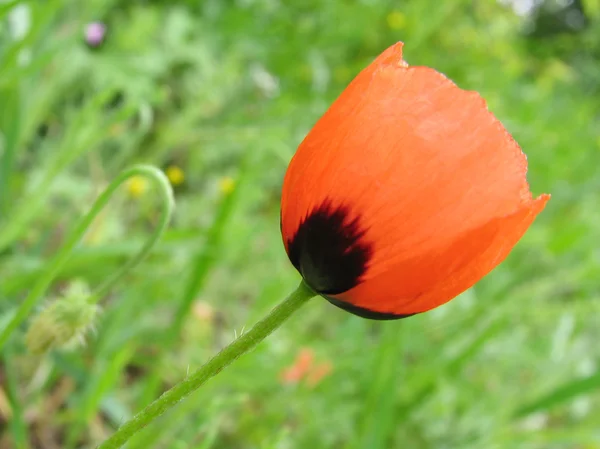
[513,372,600,418]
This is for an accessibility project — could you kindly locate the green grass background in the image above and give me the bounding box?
[1,0,600,448]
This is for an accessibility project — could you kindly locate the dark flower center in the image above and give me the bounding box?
[286,200,372,295]
[284,199,416,321]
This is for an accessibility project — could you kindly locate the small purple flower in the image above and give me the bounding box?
[85,22,106,47]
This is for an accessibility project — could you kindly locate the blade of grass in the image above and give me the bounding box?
[64,345,135,448]
[0,85,21,217]
[0,0,22,18]
[127,391,224,449]
[512,371,600,418]
[354,323,404,449]
[2,344,30,449]
[0,0,61,71]
[136,151,251,406]
[409,0,471,50]
[0,89,138,251]
[193,419,221,449]
[395,311,507,420]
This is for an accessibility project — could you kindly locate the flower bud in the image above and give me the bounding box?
[25,280,99,355]
[85,22,106,47]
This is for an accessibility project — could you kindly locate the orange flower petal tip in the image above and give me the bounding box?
[280,348,315,384]
[306,362,333,387]
[280,42,549,320]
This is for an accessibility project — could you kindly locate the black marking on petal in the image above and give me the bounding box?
[324,295,416,321]
[286,200,372,295]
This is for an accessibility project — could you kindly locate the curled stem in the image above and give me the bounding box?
[0,165,175,350]
[96,281,315,449]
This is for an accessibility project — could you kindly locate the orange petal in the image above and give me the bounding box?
[307,361,333,387]
[281,42,550,318]
[334,194,549,315]
[296,348,315,373]
[280,348,315,384]
[281,366,303,384]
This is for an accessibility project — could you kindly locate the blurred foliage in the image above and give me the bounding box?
[0,0,599,448]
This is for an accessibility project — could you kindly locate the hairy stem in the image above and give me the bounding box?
[96,281,315,449]
[0,165,175,350]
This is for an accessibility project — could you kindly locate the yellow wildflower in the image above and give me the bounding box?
[126,175,148,198]
[386,11,407,30]
[165,165,185,186]
[219,176,235,195]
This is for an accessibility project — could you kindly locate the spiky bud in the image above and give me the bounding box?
[25,280,100,355]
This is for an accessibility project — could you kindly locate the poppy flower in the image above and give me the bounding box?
[280,348,333,387]
[280,42,549,320]
[280,348,315,384]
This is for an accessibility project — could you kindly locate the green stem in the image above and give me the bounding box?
[0,84,21,218]
[2,346,29,449]
[0,87,137,252]
[0,165,175,350]
[96,281,315,449]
